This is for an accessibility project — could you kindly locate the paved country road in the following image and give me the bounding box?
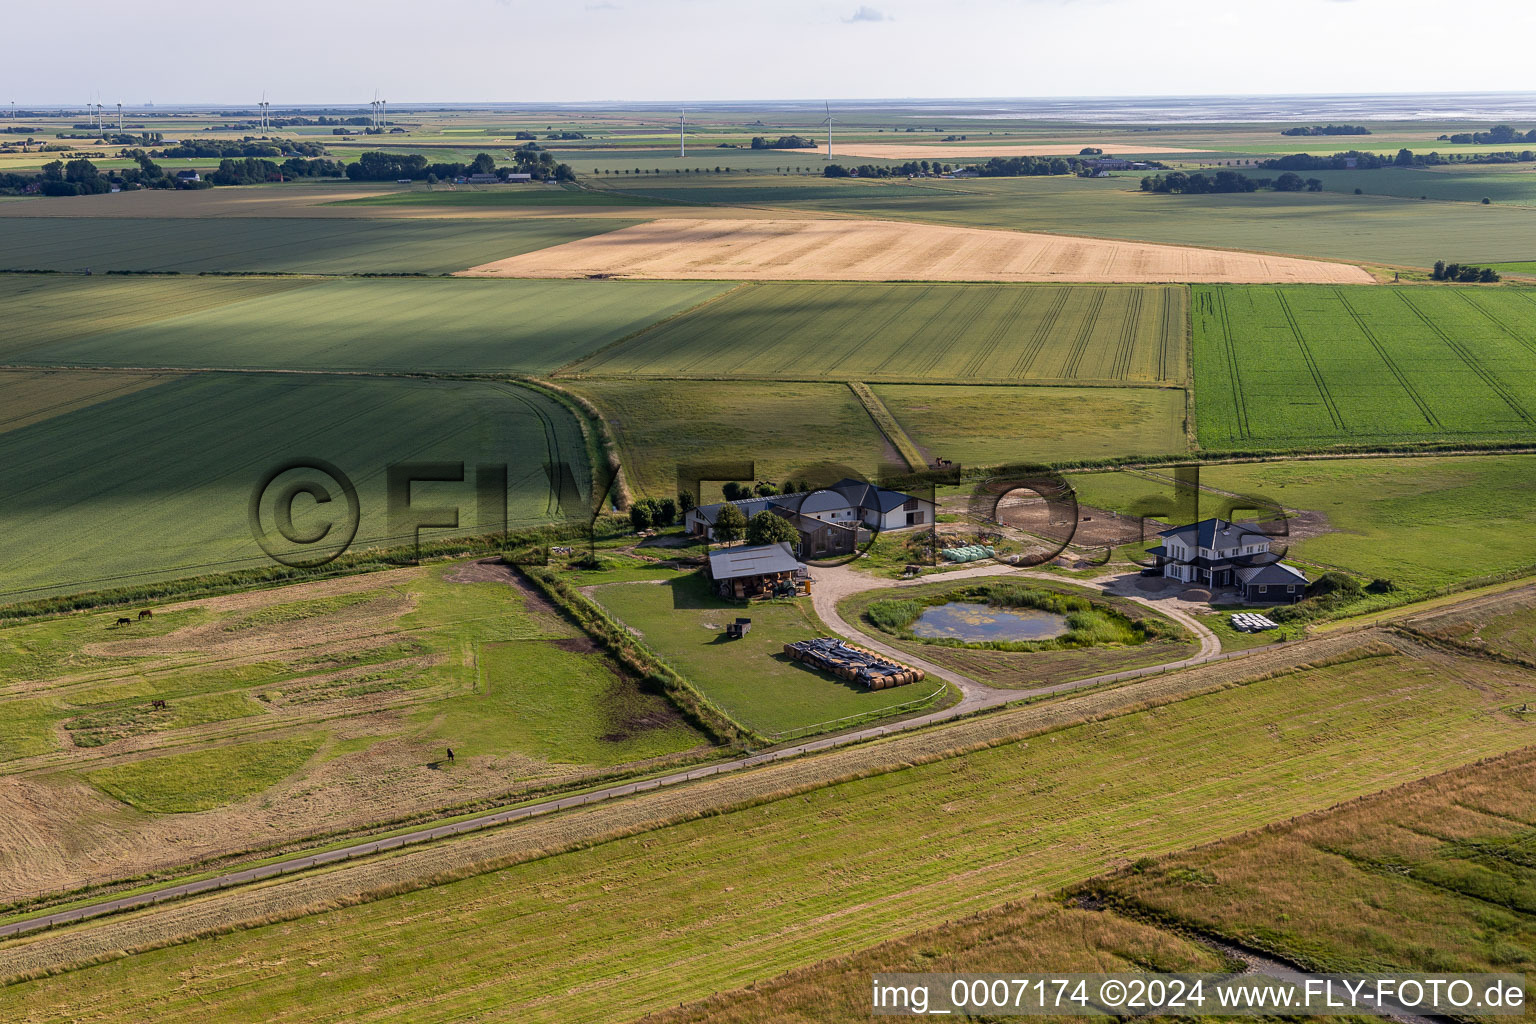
[0,566,1238,941]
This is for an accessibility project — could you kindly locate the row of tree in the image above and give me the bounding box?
[1139,170,1322,194]
[152,138,327,159]
[1263,148,1536,171]
[1431,261,1500,283]
[343,149,574,182]
[206,156,347,185]
[1281,124,1371,136]
[1439,125,1536,144]
[750,135,816,149]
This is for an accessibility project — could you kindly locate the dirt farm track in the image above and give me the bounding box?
[461,218,1376,284]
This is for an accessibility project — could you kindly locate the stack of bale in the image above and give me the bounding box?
[782,637,925,690]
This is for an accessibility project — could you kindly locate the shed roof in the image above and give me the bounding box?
[707,542,805,581]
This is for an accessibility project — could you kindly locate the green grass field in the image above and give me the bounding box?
[0,216,632,274]
[589,574,943,735]
[1485,260,1536,276]
[874,383,1188,466]
[0,275,733,373]
[1192,285,1536,447]
[7,643,1533,1022]
[564,283,1187,384]
[566,378,889,499]
[86,735,326,813]
[1309,164,1536,207]
[0,373,588,600]
[1067,456,1536,593]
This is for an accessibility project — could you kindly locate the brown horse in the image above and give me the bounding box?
[138,609,153,621]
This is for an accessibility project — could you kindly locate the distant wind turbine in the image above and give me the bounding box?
[819,101,835,159]
[679,105,686,158]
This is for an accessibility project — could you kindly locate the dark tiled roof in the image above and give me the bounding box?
[1157,517,1273,549]
[1236,562,1308,586]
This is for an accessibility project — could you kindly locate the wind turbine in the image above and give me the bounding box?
[117,101,122,130]
[679,105,686,158]
[819,101,834,159]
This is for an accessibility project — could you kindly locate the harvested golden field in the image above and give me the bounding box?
[829,141,1207,159]
[461,218,1375,284]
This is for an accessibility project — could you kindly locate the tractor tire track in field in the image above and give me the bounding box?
[1110,288,1144,380]
[1394,291,1533,426]
[957,287,1036,381]
[822,285,936,378]
[1060,289,1108,381]
[1159,286,1181,383]
[1454,291,1536,359]
[1273,289,1344,433]
[1212,289,1252,440]
[1007,288,1071,379]
[1332,288,1441,429]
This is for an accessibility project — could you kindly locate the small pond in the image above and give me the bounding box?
[909,601,1068,643]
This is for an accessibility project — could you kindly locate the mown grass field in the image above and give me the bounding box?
[0,373,587,600]
[1192,285,1536,447]
[0,561,707,899]
[1067,456,1536,593]
[0,275,732,373]
[563,282,1187,384]
[874,383,1188,466]
[5,641,1533,1022]
[566,378,889,499]
[0,216,634,274]
[1090,741,1536,977]
[589,574,942,735]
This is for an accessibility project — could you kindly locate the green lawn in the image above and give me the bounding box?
[0,373,588,601]
[10,644,1535,1022]
[1192,285,1536,448]
[564,282,1187,385]
[1067,456,1536,594]
[439,640,704,766]
[0,216,634,275]
[589,574,943,735]
[0,275,734,373]
[874,383,1188,467]
[85,735,325,812]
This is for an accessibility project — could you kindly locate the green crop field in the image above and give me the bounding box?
[874,383,1188,466]
[1067,455,1536,593]
[333,186,679,207]
[0,275,733,373]
[0,372,589,600]
[1309,164,1536,207]
[0,216,632,274]
[567,378,889,499]
[564,283,1187,384]
[6,642,1533,1022]
[589,574,947,735]
[1192,285,1536,447]
[1485,260,1536,276]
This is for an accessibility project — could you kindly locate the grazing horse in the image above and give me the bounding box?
[446,747,455,762]
[115,616,132,627]
[151,699,167,710]
[138,609,153,621]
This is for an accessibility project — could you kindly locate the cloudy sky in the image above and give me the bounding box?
[12,0,1536,106]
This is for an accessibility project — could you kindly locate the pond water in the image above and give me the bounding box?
[910,601,1068,643]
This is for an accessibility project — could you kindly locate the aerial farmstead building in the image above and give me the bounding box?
[1147,517,1309,602]
[685,479,935,558]
[707,542,810,600]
